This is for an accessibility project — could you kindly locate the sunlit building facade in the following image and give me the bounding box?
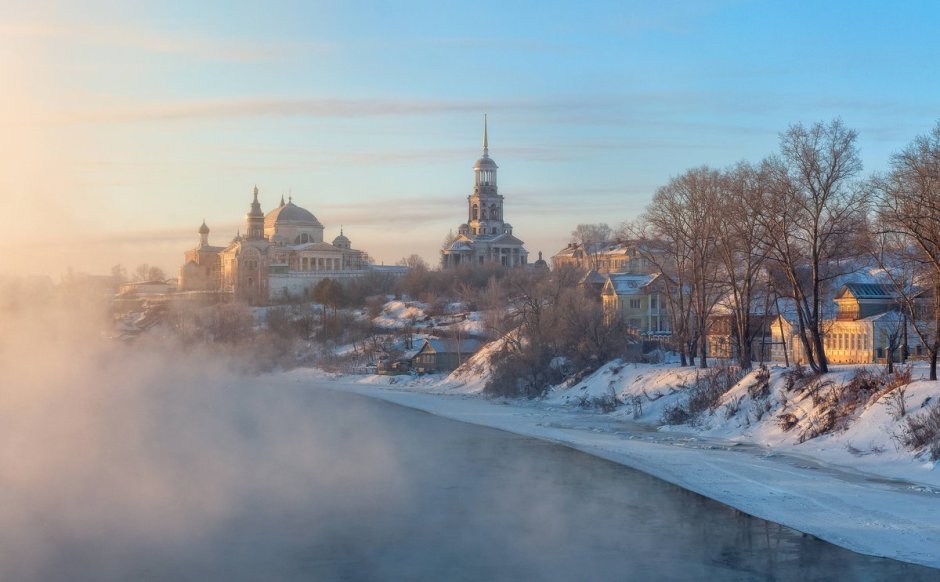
[179,187,370,304]
[441,117,528,268]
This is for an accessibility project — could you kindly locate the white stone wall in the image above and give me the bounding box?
[268,270,369,301]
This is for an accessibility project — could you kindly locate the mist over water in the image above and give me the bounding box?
[0,295,408,580]
[0,292,937,581]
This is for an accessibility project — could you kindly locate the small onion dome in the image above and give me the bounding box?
[198,220,210,235]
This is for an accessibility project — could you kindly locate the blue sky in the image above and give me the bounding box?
[3,0,939,276]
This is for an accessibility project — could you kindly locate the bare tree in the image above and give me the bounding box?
[714,161,772,369]
[570,223,613,271]
[760,119,867,373]
[639,167,723,368]
[628,222,694,365]
[397,254,429,271]
[873,122,940,379]
[133,263,166,282]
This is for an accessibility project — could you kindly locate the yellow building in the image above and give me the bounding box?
[552,240,664,275]
[600,273,669,337]
[771,283,923,365]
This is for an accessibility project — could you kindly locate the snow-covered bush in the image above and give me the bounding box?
[896,402,940,461]
[661,365,743,425]
[576,391,622,413]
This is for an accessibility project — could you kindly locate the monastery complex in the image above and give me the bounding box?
[178,187,375,304]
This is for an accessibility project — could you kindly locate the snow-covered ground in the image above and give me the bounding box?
[282,362,940,569]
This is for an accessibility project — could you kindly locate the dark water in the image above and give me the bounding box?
[24,385,939,581]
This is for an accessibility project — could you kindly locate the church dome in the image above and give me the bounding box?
[264,201,323,229]
[198,220,210,235]
[332,231,350,248]
[533,251,548,268]
[473,155,498,170]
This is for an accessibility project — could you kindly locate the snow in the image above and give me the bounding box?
[372,300,427,329]
[372,300,487,337]
[283,362,940,569]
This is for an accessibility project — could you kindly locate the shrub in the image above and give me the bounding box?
[885,386,909,421]
[660,365,744,425]
[723,396,743,419]
[747,365,771,400]
[896,404,940,461]
[783,364,809,392]
[869,365,914,413]
[777,412,799,432]
[662,403,692,425]
[591,392,622,413]
[484,345,564,398]
[629,394,644,419]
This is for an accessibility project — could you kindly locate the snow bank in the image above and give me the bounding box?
[372,300,427,329]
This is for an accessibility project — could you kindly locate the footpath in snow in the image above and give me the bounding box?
[283,363,940,570]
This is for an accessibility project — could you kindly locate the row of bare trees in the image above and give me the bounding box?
[872,124,940,380]
[626,119,940,378]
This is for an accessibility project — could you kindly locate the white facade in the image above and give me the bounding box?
[441,116,528,268]
[179,187,371,304]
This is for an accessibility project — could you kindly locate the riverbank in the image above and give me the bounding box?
[282,367,940,570]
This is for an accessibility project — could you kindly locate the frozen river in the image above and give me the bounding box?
[16,382,938,581]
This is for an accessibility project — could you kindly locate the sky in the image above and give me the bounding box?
[2,0,940,277]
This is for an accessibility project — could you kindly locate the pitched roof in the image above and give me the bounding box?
[419,338,482,354]
[489,232,526,245]
[838,282,896,300]
[604,273,659,295]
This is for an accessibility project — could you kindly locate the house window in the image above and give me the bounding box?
[650,296,657,309]
[629,299,641,309]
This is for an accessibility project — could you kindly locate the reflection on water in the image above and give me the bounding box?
[23,384,940,581]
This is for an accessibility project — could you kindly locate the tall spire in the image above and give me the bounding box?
[483,114,489,157]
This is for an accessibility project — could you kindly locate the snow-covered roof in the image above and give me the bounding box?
[419,338,482,355]
[489,232,525,245]
[291,241,343,252]
[603,273,659,295]
[448,240,474,251]
[859,310,904,323]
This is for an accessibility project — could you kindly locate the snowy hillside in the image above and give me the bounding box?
[543,360,940,485]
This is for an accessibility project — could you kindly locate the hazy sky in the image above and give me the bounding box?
[3,0,939,277]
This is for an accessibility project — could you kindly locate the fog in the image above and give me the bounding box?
[0,289,410,580]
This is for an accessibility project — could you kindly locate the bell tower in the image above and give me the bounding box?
[467,115,505,236]
[246,185,265,241]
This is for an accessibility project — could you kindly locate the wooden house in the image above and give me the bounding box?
[412,338,482,374]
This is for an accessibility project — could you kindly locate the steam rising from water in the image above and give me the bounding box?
[0,295,406,580]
